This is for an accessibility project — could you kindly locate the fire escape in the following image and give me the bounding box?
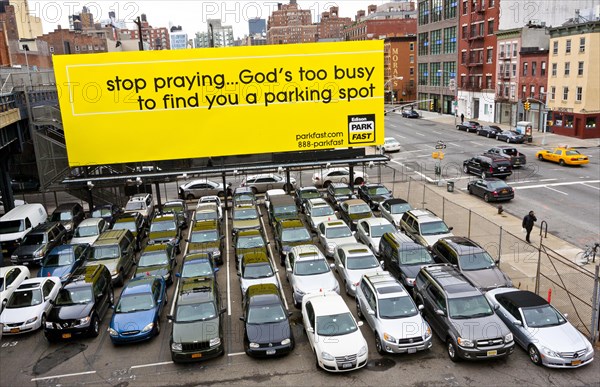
[463,1,485,92]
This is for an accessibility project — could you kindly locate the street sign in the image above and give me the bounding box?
[435,141,446,150]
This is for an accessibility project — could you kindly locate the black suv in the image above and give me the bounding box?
[414,264,515,362]
[326,182,356,209]
[49,203,86,238]
[357,183,393,210]
[44,264,113,341]
[10,222,68,265]
[168,276,226,362]
[462,155,512,179]
[112,212,146,251]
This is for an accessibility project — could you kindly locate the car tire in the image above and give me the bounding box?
[528,345,542,366]
[89,314,100,337]
[354,177,365,186]
[375,334,385,355]
[41,313,47,329]
[283,183,293,192]
[481,172,487,179]
[155,320,160,335]
[250,187,258,195]
[186,194,195,201]
[559,159,566,166]
[496,135,500,140]
[323,181,332,189]
[484,193,491,202]
[462,165,469,174]
[356,300,363,319]
[467,187,473,195]
[117,270,124,287]
[538,154,544,161]
[487,133,491,138]
[447,339,460,362]
[507,138,511,143]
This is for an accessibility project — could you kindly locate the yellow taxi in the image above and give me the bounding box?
[535,147,589,166]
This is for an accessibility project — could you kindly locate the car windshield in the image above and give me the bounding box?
[379,296,418,319]
[347,254,379,270]
[237,235,264,249]
[459,252,496,271]
[487,180,510,190]
[234,194,254,203]
[274,206,297,216]
[91,245,119,260]
[448,295,493,319]
[190,230,218,243]
[139,251,169,267]
[51,212,72,221]
[522,304,567,328]
[74,225,99,238]
[281,228,310,243]
[164,204,184,213]
[348,204,371,214]
[116,293,154,313]
[389,203,411,214]
[247,303,287,324]
[325,226,352,238]
[420,221,450,235]
[125,202,145,211]
[300,190,320,199]
[243,263,274,279]
[7,289,43,308]
[295,259,330,276]
[195,212,218,221]
[181,261,213,278]
[92,208,111,217]
[399,247,434,265]
[233,208,258,220]
[0,220,25,234]
[368,187,390,195]
[566,150,582,156]
[56,287,93,305]
[334,187,352,196]
[150,221,176,232]
[176,302,217,322]
[43,251,74,267]
[113,221,136,232]
[370,224,396,238]
[311,206,334,217]
[22,233,46,245]
[317,312,357,336]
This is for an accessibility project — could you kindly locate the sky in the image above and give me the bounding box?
[29,0,395,39]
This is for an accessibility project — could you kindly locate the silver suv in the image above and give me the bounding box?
[124,193,154,221]
[356,271,432,355]
[399,209,453,248]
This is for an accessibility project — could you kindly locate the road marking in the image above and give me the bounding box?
[225,212,232,316]
[432,131,442,134]
[31,371,97,381]
[228,352,246,357]
[582,183,600,190]
[391,160,434,183]
[131,361,173,369]
[515,180,600,190]
[510,178,558,185]
[398,149,425,153]
[448,143,459,147]
[387,123,397,128]
[395,134,406,139]
[415,132,426,136]
[259,212,289,311]
[470,141,485,146]
[546,186,568,195]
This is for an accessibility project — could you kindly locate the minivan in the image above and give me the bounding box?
[0,204,48,256]
[87,229,136,286]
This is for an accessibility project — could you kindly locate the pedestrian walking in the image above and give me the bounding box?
[460,113,464,123]
[522,210,537,243]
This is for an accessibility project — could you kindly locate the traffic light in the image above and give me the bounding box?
[524,100,531,111]
[430,101,434,111]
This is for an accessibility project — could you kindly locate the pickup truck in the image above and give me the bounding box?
[485,146,526,168]
[535,147,589,166]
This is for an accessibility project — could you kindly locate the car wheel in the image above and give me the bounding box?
[528,345,542,366]
[117,270,124,287]
[496,135,500,140]
[250,187,258,195]
[559,159,566,166]
[217,191,225,198]
[89,314,100,337]
[283,183,293,192]
[487,133,491,138]
[323,180,332,189]
[356,300,363,319]
[41,313,47,329]
[538,154,544,161]
[354,177,364,186]
[345,280,351,296]
[109,288,115,305]
[484,193,491,202]
[507,138,511,143]
[462,165,469,174]
[447,339,459,362]
[375,334,385,355]
[186,194,195,201]
[467,187,473,195]
[481,172,487,179]
[155,320,160,335]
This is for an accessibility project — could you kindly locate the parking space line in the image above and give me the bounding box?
[395,134,406,139]
[415,132,426,136]
[258,212,289,311]
[582,183,600,190]
[227,352,246,357]
[131,361,173,369]
[225,213,232,316]
[31,371,96,382]
[545,186,568,195]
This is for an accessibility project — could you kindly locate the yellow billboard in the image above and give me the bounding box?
[53,40,384,167]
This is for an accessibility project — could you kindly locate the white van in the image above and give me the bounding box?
[0,204,48,256]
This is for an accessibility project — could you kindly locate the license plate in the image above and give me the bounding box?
[487,350,497,356]
[1,249,7,253]
[62,333,72,339]
[191,353,202,359]
[341,362,353,369]
[10,328,20,333]
[408,348,417,354]
[266,349,276,355]
[571,360,582,366]
[501,189,508,194]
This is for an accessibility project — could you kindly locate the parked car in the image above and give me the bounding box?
[49,202,85,237]
[124,193,155,220]
[186,220,224,265]
[232,187,257,207]
[485,288,594,368]
[231,204,261,236]
[234,229,268,270]
[240,173,296,194]
[111,212,146,251]
[381,137,401,153]
[91,204,122,227]
[399,209,454,248]
[485,146,526,168]
[10,174,40,192]
[0,276,61,335]
[477,125,502,138]
[241,284,294,357]
[317,220,356,258]
[305,198,337,231]
[70,218,109,245]
[134,244,177,285]
[108,276,167,344]
[162,199,189,230]
[294,186,321,213]
[43,264,113,341]
[338,199,373,231]
[496,130,525,144]
[178,253,219,281]
[326,183,356,209]
[333,243,381,296]
[379,232,435,290]
[354,218,396,256]
[356,271,432,354]
[312,167,367,188]
[267,194,298,228]
[379,198,412,228]
[302,291,368,372]
[198,196,223,220]
[414,264,515,362]
[179,179,226,200]
[0,265,30,313]
[194,202,221,227]
[264,189,286,212]
[431,237,512,291]
[10,222,68,266]
[38,244,91,283]
[357,183,393,210]
[467,178,514,202]
[238,252,279,295]
[401,109,420,118]
[147,214,181,253]
[88,229,136,286]
[273,219,312,264]
[535,147,589,166]
[463,155,512,180]
[0,203,48,256]
[457,121,482,133]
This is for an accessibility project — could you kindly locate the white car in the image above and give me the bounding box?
[0,277,61,335]
[316,220,356,257]
[198,196,223,220]
[302,291,368,372]
[70,218,109,245]
[305,198,338,231]
[194,202,220,223]
[311,167,368,188]
[238,252,279,295]
[354,218,396,256]
[285,245,339,308]
[179,179,226,200]
[378,198,413,228]
[333,243,382,296]
[124,193,154,220]
[0,265,30,313]
[381,137,401,153]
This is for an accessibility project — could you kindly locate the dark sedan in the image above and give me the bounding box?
[477,125,502,138]
[401,109,420,118]
[456,120,481,133]
[294,186,321,213]
[496,130,525,144]
[467,178,514,202]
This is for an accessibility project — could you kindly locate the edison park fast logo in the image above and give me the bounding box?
[348,114,376,144]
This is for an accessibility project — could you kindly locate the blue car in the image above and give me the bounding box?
[38,244,90,283]
[108,276,167,344]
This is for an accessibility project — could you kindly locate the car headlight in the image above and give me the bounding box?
[383,332,396,343]
[281,338,291,346]
[33,249,45,258]
[45,322,54,329]
[10,254,17,260]
[457,337,474,348]
[542,346,558,357]
[505,333,513,343]
[26,316,38,324]
[108,327,118,336]
[171,342,182,352]
[358,345,367,357]
[321,351,334,361]
[249,342,260,349]
[209,337,221,347]
[424,325,432,339]
[326,242,335,250]
[295,288,305,296]
[77,316,91,326]
[141,322,154,332]
[111,268,118,276]
[405,278,416,286]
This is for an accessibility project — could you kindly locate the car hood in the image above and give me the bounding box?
[48,302,93,322]
[241,276,279,293]
[400,264,426,280]
[311,215,337,228]
[348,213,372,221]
[451,314,509,341]
[87,259,118,275]
[111,308,157,332]
[149,231,176,243]
[294,272,338,293]
[462,267,511,291]
[233,219,260,230]
[421,232,453,247]
[378,313,427,338]
[172,319,220,343]
[70,236,98,245]
[187,241,219,253]
[526,323,590,352]
[0,304,43,324]
[330,236,358,248]
[316,330,366,356]
[135,265,169,279]
[12,244,43,256]
[39,265,71,279]
[246,320,291,344]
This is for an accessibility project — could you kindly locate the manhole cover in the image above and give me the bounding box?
[366,357,396,371]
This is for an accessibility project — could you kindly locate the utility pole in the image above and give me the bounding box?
[134,17,144,51]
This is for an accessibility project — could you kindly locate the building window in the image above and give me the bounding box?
[443,0,457,19]
[418,32,429,55]
[564,62,570,76]
[562,87,569,100]
[419,1,430,25]
[431,63,441,86]
[512,63,516,77]
[553,41,558,55]
[443,26,456,54]
[432,0,443,22]
[486,75,492,89]
[531,62,537,76]
[522,62,528,76]
[410,67,414,75]
[462,0,467,15]
[418,63,428,86]
[510,84,515,98]
[462,25,468,40]
[88,45,93,50]
[431,29,442,55]
[461,51,467,64]
[499,44,504,58]
[521,85,526,99]
[579,37,585,52]
[576,87,582,101]
[565,115,573,128]
[486,48,493,63]
[566,39,571,54]
[530,85,535,98]
[578,61,584,76]
[409,42,414,51]
[551,63,557,76]
[586,117,596,128]
[49,46,54,52]
[410,55,414,63]
[541,61,546,76]
[550,86,555,100]
[540,86,545,99]
[489,0,495,7]
[512,43,517,57]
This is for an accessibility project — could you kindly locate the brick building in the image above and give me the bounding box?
[384,36,417,103]
[37,26,107,59]
[267,0,316,45]
[120,14,169,50]
[317,6,351,41]
[345,2,417,41]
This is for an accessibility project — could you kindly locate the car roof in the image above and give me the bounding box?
[164,200,185,206]
[307,198,329,206]
[322,220,348,228]
[358,217,391,226]
[298,186,318,191]
[406,209,441,222]
[496,290,548,308]
[178,277,216,304]
[196,203,218,211]
[122,276,158,295]
[152,214,176,222]
[66,264,106,287]
[330,182,350,188]
[438,237,484,255]
[279,219,304,228]
[18,277,52,289]
[192,220,219,231]
[237,229,262,237]
[183,253,211,263]
[77,218,104,227]
[343,199,368,206]
[115,212,141,221]
[245,173,279,179]
[242,251,269,264]
[364,272,409,298]
[290,244,322,257]
[306,292,348,315]
[49,244,79,253]
[246,284,280,305]
[382,198,409,205]
[142,244,169,253]
[362,183,386,188]
[423,264,479,297]
[234,187,254,194]
[337,243,373,256]
[30,222,61,233]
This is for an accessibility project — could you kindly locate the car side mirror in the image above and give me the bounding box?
[494,259,500,265]
[563,313,568,319]
[329,263,335,269]
[239,316,245,322]
[306,326,314,333]
[494,304,500,311]
[352,231,356,235]
[286,267,292,273]
[220,308,227,315]
[513,320,523,327]
[167,314,173,322]
[418,304,424,311]
[214,268,220,273]
[357,321,364,327]
[175,272,181,278]
[288,311,293,317]
[435,309,445,316]
[49,299,55,305]
[367,309,375,316]
[111,304,115,309]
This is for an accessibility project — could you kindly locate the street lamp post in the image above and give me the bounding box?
[437,69,458,126]
[384,76,403,109]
